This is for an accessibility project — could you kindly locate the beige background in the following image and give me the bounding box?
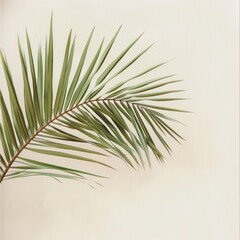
[0,0,239,239]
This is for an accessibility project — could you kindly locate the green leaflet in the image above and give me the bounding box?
[96,32,144,85]
[140,108,171,154]
[97,26,122,71]
[18,157,105,178]
[107,44,154,82]
[0,123,10,162]
[37,45,44,123]
[70,39,104,106]
[125,80,183,97]
[7,170,80,181]
[0,92,18,150]
[44,15,54,122]
[26,147,113,169]
[31,139,108,156]
[111,78,181,99]
[0,154,7,167]
[138,103,188,113]
[64,28,95,109]
[0,51,29,142]
[137,107,167,159]
[26,31,42,126]
[129,90,185,101]
[54,31,75,115]
[108,63,168,96]
[18,38,38,133]
[126,102,150,166]
[41,125,85,142]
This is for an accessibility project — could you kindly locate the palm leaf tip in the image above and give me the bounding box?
[0,16,187,184]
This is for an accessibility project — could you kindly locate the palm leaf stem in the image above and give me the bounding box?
[0,97,159,182]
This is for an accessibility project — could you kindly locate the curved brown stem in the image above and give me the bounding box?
[0,98,129,183]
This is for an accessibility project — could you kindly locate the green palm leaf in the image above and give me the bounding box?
[0,16,187,184]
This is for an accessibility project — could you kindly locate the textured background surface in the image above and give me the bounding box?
[0,0,239,239]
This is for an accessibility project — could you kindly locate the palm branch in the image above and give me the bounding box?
[0,16,187,184]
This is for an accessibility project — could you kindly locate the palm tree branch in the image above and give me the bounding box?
[0,97,183,182]
[0,19,186,183]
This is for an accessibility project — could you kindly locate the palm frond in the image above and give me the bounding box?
[0,17,187,184]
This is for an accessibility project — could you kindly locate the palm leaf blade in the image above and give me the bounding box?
[54,30,73,115]
[26,31,42,126]
[44,16,54,122]
[70,39,104,106]
[0,18,186,184]
[0,92,18,150]
[37,45,44,124]
[0,51,29,141]
[0,124,11,162]
[65,28,95,108]
[18,38,38,133]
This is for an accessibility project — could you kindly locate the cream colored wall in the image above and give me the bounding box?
[0,0,239,239]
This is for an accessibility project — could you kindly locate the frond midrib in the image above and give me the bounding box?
[0,98,139,183]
